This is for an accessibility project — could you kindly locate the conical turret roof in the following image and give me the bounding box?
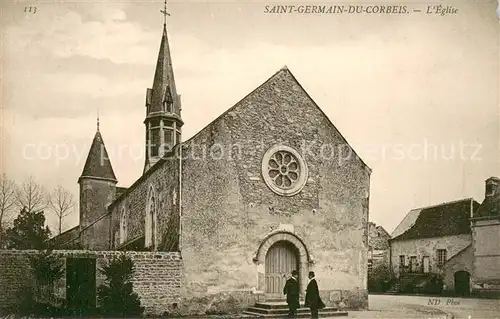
[79,130,117,183]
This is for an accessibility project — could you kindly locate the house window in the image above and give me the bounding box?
[437,249,447,267]
[399,255,405,268]
[145,187,157,250]
[119,207,127,244]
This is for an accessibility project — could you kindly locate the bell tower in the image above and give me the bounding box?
[144,0,183,173]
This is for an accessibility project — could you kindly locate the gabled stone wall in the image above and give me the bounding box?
[179,69,370,311]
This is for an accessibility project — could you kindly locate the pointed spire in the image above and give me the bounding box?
[148,11,178,114]
[79,129,117,183]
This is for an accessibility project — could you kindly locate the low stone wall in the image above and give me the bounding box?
[0,249,182,316]
[321,288,368,310]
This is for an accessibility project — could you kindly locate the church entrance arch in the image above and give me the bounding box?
[254,231,310,298]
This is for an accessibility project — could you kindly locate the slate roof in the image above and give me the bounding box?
[148,25,179,114]
[475,197,500,218]
[391,198,480,241]
[79,131,117,182]
[116,187,128,199]
[46,225,79,247]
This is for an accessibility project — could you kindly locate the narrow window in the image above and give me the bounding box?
[150,128,160,157]
[119,207,127,244]
[145,188,157,250]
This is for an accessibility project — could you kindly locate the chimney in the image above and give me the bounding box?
[485,177,500,198]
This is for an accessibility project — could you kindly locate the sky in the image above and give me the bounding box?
[1,0,499,235]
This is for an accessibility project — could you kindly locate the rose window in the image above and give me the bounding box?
[261,145,308,196]
[267,151,300,189]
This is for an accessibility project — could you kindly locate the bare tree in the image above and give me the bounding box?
[0,174,18,245]
[15,176,46,213]
[47,185,75,236]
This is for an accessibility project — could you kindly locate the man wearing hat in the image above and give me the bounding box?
[305,271,325,318]
[283,270,300,317]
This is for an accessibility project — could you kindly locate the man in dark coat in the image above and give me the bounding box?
[283,270,300,317]
[304,271,325,318]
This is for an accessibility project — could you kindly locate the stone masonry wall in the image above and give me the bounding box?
[79,179,116,229]
[0,250,182,316]
[179,68,370,313]
[390,234,472,276]
[471,219,500,288]
[109,155,179,251]
[80,215,112,250]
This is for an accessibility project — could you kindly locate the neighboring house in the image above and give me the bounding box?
[368,222,390,274]
[470,177,500,297]
[389,198,480,294]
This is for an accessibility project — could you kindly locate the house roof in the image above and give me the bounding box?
[79,130,117,183]
[391,208,422,238]
[371,223,390,238]
[391,198,480,241]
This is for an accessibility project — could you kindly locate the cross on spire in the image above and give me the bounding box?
[97,107,100,132]
[160,0,170,26]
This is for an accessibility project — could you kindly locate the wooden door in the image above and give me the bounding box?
[454,271,470,296]
[66,258,97,316]
[410,256,417,272]
[265,241,299,297]
[422,256,430,273]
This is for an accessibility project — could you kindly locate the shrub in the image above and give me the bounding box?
[14,250,65,316]
[368,264,394,292]
[97,254,144,317]
[421,274,443,294]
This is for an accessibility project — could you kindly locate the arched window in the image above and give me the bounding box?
[119,206,127,244]
[145,186,157,249]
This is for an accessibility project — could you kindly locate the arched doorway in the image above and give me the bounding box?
[454,271,470,296]
[254,231,310,297]
[265,241,299,296]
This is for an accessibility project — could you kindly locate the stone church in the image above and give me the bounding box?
[46,15,371,314]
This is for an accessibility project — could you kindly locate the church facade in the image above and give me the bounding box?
[51,19,371,314]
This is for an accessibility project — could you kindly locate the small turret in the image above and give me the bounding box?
[78,120,117,229]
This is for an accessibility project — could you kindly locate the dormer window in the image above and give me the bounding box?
[163,86,173,113]
[163,100,173,113]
